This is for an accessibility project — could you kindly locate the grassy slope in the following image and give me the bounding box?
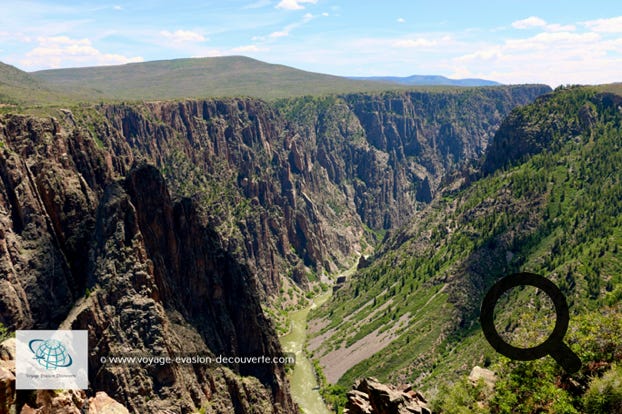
[31,56,405,101]
[310,86,622,409]
[0,61,75,105]
[596,82,622,96]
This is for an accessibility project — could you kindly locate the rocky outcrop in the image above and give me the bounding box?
[18,390,128,414]
[344,377,430,414]
[0,112,294,412]
[61,165,294,413]
[0,360,15,414]
[88,392,131,414]
[0,114,108,330]
[0,338,15,414]
[73,99,362,293]
[468,366,496,390]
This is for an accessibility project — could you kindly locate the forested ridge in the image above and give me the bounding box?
[312,86,622,413]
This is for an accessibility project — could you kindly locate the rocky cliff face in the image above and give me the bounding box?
[0,85,548,411]
[59,86,548,296]
[64,165,293,413]
[322,87,550,229]
[310,87,622,408]
[0,115,294,413]
[344,377,430,414]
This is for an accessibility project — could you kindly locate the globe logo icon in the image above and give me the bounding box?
[28,339,73,369]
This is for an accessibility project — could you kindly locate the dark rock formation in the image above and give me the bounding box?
[61,165,294,413]
[0,113,294,412]
[77,86,547,293]
[337,87,551,229]
[344,377,430,414]
[0,85,549,412]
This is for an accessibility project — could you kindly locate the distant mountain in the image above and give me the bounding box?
[350,74,501,87]
[2,57,506,104]
[0,61,69,104]
[29,56,404,102]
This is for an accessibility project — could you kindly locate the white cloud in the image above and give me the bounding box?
[504,31,600,51]
[159,30,206,43]
[512,16,576,32]
[113,5,123,10]
[512,16,546,29]
[545,23,576,32]
[452,29,620,86]
[276,0,317,10]
[397,18,405,24]
[231,45,268,53]
[0,31,32,43]
[269,30,289,38]
[267,12,314,38]
[20,36,143,69]
[190,49,224,58]
[393,38,437,48]
[583,16,622,33]
[346,34,454,53]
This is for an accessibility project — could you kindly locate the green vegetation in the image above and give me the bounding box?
[583,364,622,413]
[2,56,534,107]
[30,56,404,102]
[431,377,491,414]
[313,358,348,413]
[595,82,622,96]
[0,322,12,342]
[0,61,88,105]
[433,306,622,413]
[311,86,622,412]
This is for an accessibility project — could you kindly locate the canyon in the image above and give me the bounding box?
[0,84,549,412]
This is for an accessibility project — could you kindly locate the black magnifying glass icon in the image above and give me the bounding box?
[480,272,581,373]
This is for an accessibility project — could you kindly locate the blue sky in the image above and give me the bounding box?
[1,1,621,86]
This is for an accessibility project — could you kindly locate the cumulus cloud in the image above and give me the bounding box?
[159,30,206,43]
[231,45,267,53]
[20,36,143,69]
[393,38,437,48]
[512,16,546,29]
[397,18,405,24]
[545,23,576,32]
[583,16,622,33]
[505,31,600,49]
[276,0,317,10]
[512,16,575,32]
[452,29,620,85]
